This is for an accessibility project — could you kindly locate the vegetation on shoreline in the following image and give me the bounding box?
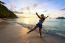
[0,1,17,18]
[56,17,65,19]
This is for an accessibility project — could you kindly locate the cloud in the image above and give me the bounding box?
[2,0,65,18]
[61,8,65,10]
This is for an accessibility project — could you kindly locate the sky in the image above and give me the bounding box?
[1,0,65,18]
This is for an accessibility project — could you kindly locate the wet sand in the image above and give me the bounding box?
[0,21,65,43]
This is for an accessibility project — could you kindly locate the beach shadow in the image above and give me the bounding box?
[0,21,10,30]
[27,34,48,43]
[41,37,48,43]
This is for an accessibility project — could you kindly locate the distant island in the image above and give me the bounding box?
[56,17,65,19]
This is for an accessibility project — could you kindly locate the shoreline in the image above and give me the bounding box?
[0,20,65,43]
[0,18,65,39]
[17,22,65,39]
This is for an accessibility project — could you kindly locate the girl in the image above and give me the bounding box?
[27,12,49,38]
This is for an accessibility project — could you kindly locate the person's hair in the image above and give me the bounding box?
[41,14,44,17]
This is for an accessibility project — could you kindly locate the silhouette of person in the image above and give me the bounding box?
[27,12,49,38]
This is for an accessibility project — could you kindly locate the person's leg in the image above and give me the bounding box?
[39,28,42,38]
[27,25,37,34]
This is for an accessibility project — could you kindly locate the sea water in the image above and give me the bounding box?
[44,19,65,37]
[6,17,65,37]
[16,17,65,37]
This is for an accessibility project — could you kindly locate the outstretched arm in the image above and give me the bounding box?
[45,16,49,18]
[36,12,41,19]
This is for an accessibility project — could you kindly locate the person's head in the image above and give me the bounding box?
[41,14,44,17]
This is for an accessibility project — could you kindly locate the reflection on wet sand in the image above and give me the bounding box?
[0,20,65,43]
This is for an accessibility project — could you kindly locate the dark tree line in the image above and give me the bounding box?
[0,1,17,18]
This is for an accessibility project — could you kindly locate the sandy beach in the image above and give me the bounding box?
[0,19,65,43]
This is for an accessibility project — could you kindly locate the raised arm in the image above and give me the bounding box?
[36,12,41,19]
[45,16,49,18]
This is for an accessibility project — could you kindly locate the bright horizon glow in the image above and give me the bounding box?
[1,0,65,18]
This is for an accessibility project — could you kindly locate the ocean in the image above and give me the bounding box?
[16,17,65,37]
[43,19,65,37]
[6,17,65,37]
